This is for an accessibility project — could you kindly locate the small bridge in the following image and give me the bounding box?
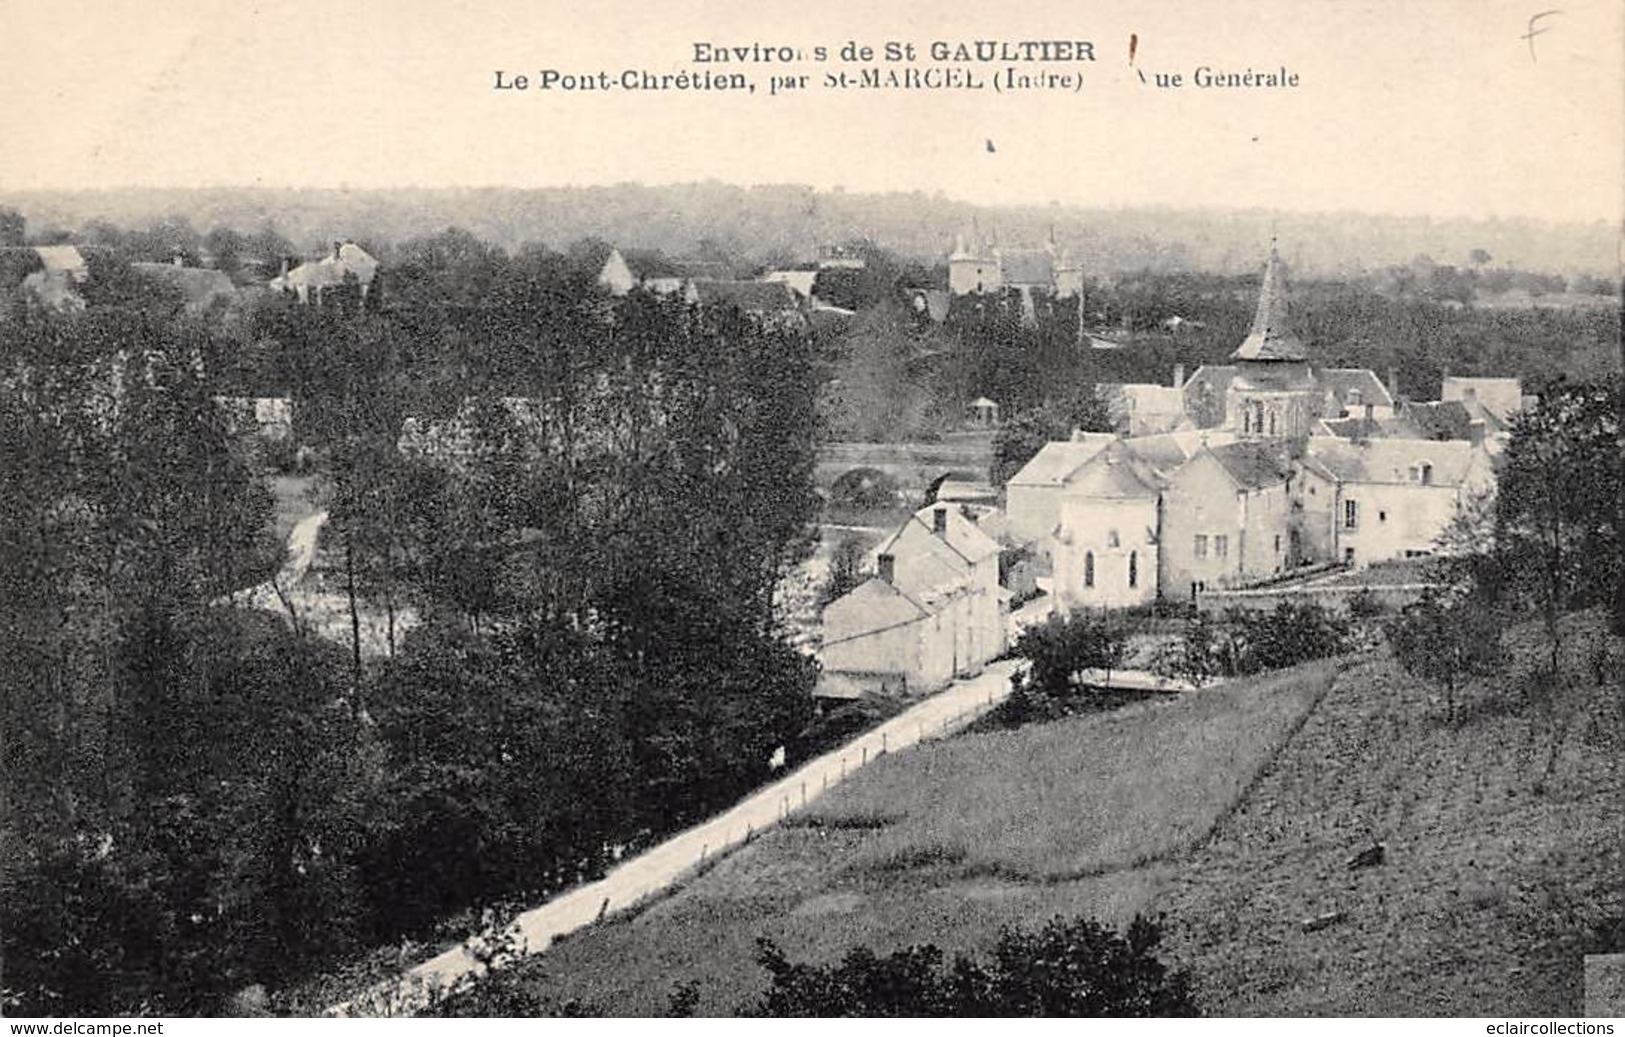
[815,435,995,494]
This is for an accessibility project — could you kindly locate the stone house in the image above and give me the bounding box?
[1159,441,1295,600]
[820,503,1005,693]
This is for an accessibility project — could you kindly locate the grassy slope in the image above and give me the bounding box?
[1159,613,1623,1016]
[507,661,1336,1015]
[495,616,1620,1017]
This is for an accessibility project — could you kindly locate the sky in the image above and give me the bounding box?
[4,0,1622,224]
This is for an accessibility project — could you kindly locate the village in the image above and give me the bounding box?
[1,202,1617,1019]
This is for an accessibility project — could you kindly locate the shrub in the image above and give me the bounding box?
[752,913,1197,1017]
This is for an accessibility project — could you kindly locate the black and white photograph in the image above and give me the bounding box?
[1,0,1622,1022]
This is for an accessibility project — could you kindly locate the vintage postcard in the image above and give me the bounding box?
[2,0,1622,1023]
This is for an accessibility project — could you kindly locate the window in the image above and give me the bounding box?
[1083,551,1095,588]
[1253,401,1265,433]
[1344,500,1358,529]
[1215,534,1229,558]
[1343,547,1356,566]
[1348,388,1362,409]
[1378,510,1387,523]
[1128,550,1139,588]
[1419,461,1433,486]
[1194,534,1208,558]
[1274,534,1281,555]
[1107,528,1120,548]
[1268,411,1277,436]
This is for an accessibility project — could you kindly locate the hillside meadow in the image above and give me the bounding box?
[486,611,1620,1016]
[499,660,1338,1014]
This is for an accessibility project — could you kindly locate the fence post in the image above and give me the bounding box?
[881,732,888,754]
[861,745,867,765]
[801,780,807,806]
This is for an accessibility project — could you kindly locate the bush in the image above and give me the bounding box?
[996,610,1136,725]
[1212,602,1352,677]
[1347,587,1386,619]
[752,913,1197,1017]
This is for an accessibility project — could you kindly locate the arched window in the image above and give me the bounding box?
[1128,550,1139,588]
[1084,551,1095,588]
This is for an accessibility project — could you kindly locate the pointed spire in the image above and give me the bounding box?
[1230,240,1307,361]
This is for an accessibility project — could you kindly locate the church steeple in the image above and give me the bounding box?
[1230,241,1307,362]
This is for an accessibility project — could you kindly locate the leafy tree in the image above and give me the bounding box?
[990,391,1111,487]
[1492,380,1623,659]
[1385,588,1504,723]
[753,914,1196,1017]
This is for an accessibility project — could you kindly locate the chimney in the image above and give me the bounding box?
[877,553,895,584]
[280,257,290,277]
[933,507,948,537]
[1386,367,1398,400]
[1468,419,1486,447]
[1173,363,1186,388]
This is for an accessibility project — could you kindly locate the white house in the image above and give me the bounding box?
[1051,440,1161,609]
[820,503,1005,693]
[1003,433,1118,551]
[1298,437,1497,566]
[270,241,378,304]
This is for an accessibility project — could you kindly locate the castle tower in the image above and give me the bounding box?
[948,229,998,296]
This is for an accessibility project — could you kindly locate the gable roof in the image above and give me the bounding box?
[34,245,88,277]
[874,503,1003,567]
[1304,436,1487,487]
[1318,368,1394,410]
[1230,246,1308,362]
[1096,382,1188,433]
[1006,434,1118,487]
[1398,399,1473,440]
[1120,428,1236,477]
[1206,441,1293,489]
[1064,442,1162,500]
[1441,376,1523,423]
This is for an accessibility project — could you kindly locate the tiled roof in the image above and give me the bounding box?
[34,245,88,275]
[1441,376,1523,423]
[1398,400,1473,440]
[874,503,1003,567]
[1006,434,1117,487]
[1208,441,1293,489]
[1064,442,1161,499]
[1121,428,1235,477]
[1318,368,1394,410]
[1304,437,1486,487]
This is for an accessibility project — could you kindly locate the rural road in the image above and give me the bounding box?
[332,657,1026,1016]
